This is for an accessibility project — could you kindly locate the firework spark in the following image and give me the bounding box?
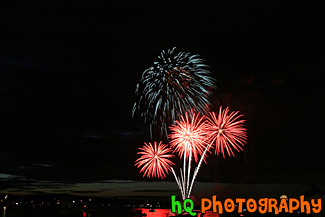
[206,106,247,158]
[169,112,208,163]
[135,141,174,179]
[132,47,215,138]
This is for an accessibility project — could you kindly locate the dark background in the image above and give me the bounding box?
[0,1,323,193]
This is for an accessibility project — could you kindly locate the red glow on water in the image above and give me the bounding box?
[132,208,219,217]
[204,211,219,217]
[133,208,176,217]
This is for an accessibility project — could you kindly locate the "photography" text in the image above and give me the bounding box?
[171,195,322,216]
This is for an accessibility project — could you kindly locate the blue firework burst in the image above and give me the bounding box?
[133,47,216,138]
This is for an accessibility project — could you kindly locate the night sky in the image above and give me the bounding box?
[0,1,323,195]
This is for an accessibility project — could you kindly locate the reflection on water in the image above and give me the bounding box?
[0,207,221,217]
[132,208,219,217]
[203,211,219,217]
[133,208,176,217]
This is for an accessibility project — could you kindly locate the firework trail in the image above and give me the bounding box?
[169,112,209,199]
[187,106,247,197]
[135,141,174,179]
[132,47,215,138]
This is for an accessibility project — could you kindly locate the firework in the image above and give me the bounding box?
[135,141,174,179]
[206,106,247,158]
[169,112,209,199]
[132,47,215,138]
[169,112,208,162]
[187,107,247,197]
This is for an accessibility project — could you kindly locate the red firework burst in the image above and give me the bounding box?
[169,113,208,162]
[206,106,247,158]
[135,141,174,179]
